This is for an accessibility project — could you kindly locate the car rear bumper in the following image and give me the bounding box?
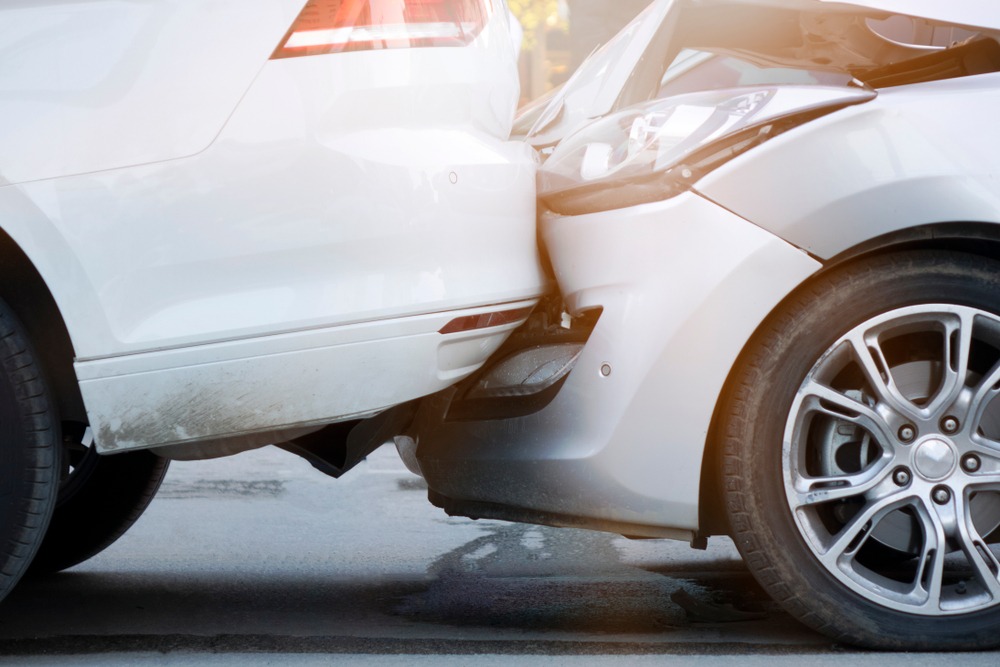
[407,191,820,536]
[80,299,537,453]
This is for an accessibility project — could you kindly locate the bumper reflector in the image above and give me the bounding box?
[439,306,533,335]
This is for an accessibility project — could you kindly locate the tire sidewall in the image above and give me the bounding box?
[729,251,1000,649]
[0,303,58,601]
[30,447,169,574]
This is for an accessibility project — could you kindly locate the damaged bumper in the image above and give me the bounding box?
[404,191,819,537]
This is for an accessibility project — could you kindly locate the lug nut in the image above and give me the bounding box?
[932,487,952,505]
[962,454,982,473]
[898,425,917,443]
[893,468,911,486]
[942,417,960,434]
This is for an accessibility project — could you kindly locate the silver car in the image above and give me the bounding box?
[393,0,1000,650]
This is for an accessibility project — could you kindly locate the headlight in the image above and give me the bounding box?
[539,85,876,216]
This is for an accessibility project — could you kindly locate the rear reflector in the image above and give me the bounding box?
[439,306,533,335]
[272,0,493,59]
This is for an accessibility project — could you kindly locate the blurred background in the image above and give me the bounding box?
[509,0,978,105]
[510,0,651,104]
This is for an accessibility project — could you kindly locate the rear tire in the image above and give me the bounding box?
[30,424,169,574]
[0,299,59,601]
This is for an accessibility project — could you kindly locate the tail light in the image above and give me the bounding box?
[272,0,493,59]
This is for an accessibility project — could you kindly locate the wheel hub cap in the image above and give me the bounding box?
[913,437,957,481]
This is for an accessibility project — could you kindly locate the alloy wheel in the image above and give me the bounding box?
[784,304,1000,615]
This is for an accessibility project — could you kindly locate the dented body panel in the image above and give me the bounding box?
[412,193,820,534]
[527,0,1000,147]
[697,73,1000,258]
[409,0,1000,541]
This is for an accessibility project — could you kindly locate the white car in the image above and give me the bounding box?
[404,0,1000,649]
[0,0,544,599]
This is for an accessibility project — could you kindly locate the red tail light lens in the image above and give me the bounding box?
[272,0,493,59]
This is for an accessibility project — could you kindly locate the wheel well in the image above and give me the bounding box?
[698,221,1000,536]
[0,229,85,424]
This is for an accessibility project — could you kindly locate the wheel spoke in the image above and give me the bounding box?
[818,493,904,568]
[925,311,975,415]
[964,436,1000,482]
[791,462,893,508]
[797,379,896,450]
[968,359,1000,438]
[911,502,948,611]
[955,493,1000,600]
[846,331,918,420]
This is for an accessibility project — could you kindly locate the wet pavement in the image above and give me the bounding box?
[0,446,994,664]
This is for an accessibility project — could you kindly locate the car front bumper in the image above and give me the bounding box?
[407,190,821,537]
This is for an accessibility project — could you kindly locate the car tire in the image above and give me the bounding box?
[29,424,169,574]
[0,299,60,601]
[721,250,1000,649]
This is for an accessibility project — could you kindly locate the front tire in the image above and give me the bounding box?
[722,251,1000,649]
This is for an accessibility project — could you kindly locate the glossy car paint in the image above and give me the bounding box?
[697,73,1000,258]
[820,0,1000,30]
[409,1,1000,537]
[0,0,296,184]
[0,0,545,451]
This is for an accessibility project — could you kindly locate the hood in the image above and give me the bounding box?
[525,0,1000,146]
[820,1,1000,31]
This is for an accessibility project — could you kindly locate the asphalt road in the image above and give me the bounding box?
[1,445,998,665]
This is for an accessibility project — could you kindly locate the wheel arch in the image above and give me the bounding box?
[0,227,86,425]
[698,221,1000,536]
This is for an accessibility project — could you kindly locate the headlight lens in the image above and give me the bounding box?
[539,85,876,216]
